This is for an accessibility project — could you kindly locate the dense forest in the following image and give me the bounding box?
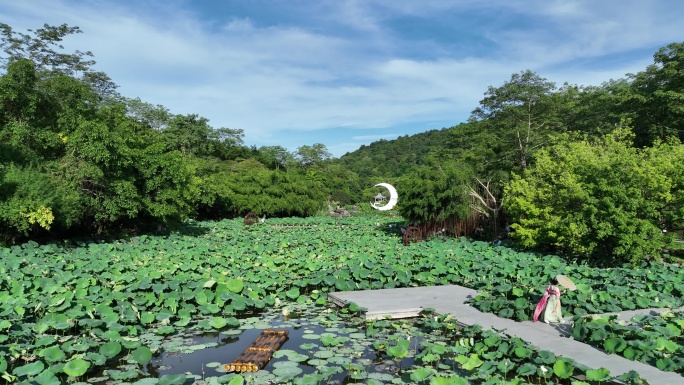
[0,23,356,243]
[1,22,683,264]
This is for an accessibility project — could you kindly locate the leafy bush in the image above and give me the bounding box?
[505,128,683,264]
[0,165,80,238]
[398,161,474,225]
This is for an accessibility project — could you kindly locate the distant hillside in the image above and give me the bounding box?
[335,127,453,179]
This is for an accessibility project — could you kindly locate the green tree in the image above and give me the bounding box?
[629,42,684,147]
[0,22,117,98]
[193,158,325,218]
[444,120,510,183]
[209,127,248,160]
[47,104,196,231]
[398,160,474,226]
[553,80,634,138]
[161,114,246,159]
[0,59,44,164]
[257,146,294,170]
[123,97,171,131]
[162,114,214,156]
[296,143,332,167]
[0,59,39,123]
[318,163,361,204]
[643,138,684,234]
[470,70,561,173]
[136,142,197,222]
[504,127,679,263]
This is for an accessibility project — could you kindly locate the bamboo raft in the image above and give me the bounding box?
[224,329,289,372]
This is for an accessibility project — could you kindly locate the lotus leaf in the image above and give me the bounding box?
[39,346,65,363]
[656,357,677,371]
[209,317,228,329]
[535,350,556,364]
[589,329,608,342]
[636,296,651,308]
[387,339,410,359]
[585,368,611,382]
[63,359,90,377]
[153,325,174,335]
[290,353,310,362]
[553,359,574,379]
[141,312,156,324]
[4,216,684,382]
[516,362,536,376]
[664,323,682,336]
[33,369,60,385]
[459,354,483,371]
[430,377,467,385]
[226,278,244,293]
[100,341,121,358]
[293,374,323,385]
[616,370,648,384]
[119,339,141,351]
[604,337,627,353]
[128,377,159,385]
[655,337,679,353]
[12,361,45,377]
[313,350,334,359]
[159,374,188,385]
[271,365,303,377]
[327,355,352,365]
[623,347,638,360]
[368,372,394,381]
[86,352,107,366]
[285,287,300,300]
[129,346,153,366]
[483,334,500,347]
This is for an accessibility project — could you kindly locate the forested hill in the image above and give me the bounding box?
[334,128,453,178]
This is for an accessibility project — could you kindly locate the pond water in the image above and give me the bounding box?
[98,304,424,384]
[67,302,604,385]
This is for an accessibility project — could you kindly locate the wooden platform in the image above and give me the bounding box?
[328,284,477,320]
[224,329,289,372]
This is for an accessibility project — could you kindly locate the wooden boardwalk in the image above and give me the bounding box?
[329,285,683,385]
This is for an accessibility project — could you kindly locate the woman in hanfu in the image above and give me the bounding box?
[533,278,562,323]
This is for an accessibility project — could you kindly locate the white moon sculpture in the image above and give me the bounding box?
[370,183,398,211]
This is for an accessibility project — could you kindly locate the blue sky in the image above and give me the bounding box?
[2,1,683,157]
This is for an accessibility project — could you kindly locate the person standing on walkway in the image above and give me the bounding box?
[533,278,562,323]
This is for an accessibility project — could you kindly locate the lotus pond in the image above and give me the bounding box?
[571,310,684,374]
[1,215,682,383]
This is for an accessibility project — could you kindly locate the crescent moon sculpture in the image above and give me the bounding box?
[370,183,398,211]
